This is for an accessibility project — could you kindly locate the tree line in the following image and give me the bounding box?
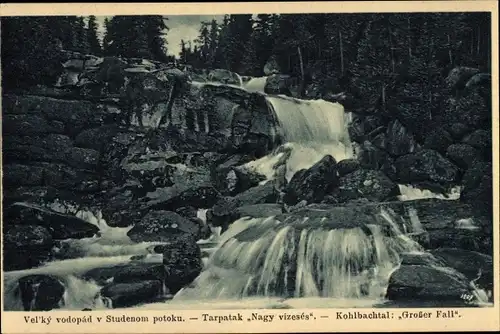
[1,15,171,89]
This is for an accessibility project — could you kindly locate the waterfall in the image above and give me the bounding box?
[244,96,354,181]
[173,210,422,301]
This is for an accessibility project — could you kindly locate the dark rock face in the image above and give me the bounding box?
[462,129,492,159]
[386,265,473,304]
[127,210,203,242]
[395,149,460,184]
[207,203,283,229]
[2,94,103,137]
[447,123,471,141]
[384,120,417,156]
[423,128,454,154]
[4,202,99,239]
[101,280,163,308]
[18,275,65,311]
[430,248,493,294]
[461,162,492,213]
[3,225,54,271]
[162,235,203,294]
[358,140,388,170]
[446,144,481,170]
[332,169,399,203]
[445,67,480,91]
[284,155,339,205]
[207,69,242,85]
[209,181,280,229]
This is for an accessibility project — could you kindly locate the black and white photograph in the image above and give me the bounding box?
[0,4,496,318]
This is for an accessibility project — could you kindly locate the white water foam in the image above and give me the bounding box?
[398,184,462,201]
[243,76,268,93]
[244,97,354,181]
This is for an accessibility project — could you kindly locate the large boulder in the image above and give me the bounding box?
[207,203,283,229]
[445,67,480,91]
[395,149,460,185]
[384,120,417,156]
[162,235,203,294]
[4,202,99,239]
[127,210,203,242]
[386,265,474,304]
[423,128,454,154]
[100,280,164,308]
[446,144,481,170]
[328,169,399,203]
[336,159,361,176]
[283,155,339,205]
[18,275,65,311]
[430,248,493,294]
[3,225,54,271]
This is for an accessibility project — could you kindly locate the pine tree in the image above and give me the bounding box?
[87,15,102,55]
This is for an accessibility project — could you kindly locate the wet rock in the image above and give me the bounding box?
[214,164,266,196]
[336,159,360,176]
[207,203,283,229]
[400,252,445,266]
[4,202,99,239]
[462,129,492,159]
[146,184,221,213]
[446,144,481,170]
[423,128,454,154]
[3,225,54,271]
[101,280,163,308]
[395,149,460,184]
[426,228,492,255]
[386,265,473,303]
[162,235,202,293]
[430,248,493,293]
[358,140,388,170]
[18,275,65,311]
[264,74,293,96]
[127,210,203,242]
[332,169,399,203]
[384,120,417,156]
[284,155,339,205]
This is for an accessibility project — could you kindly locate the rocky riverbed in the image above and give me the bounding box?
[2,50,494,310]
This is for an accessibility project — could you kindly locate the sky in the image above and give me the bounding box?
[95,15,224,56]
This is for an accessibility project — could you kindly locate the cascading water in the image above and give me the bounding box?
[243,76,268,93]
[245,95,354,182]
[398,184,462,201]
[172,209,422,304]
